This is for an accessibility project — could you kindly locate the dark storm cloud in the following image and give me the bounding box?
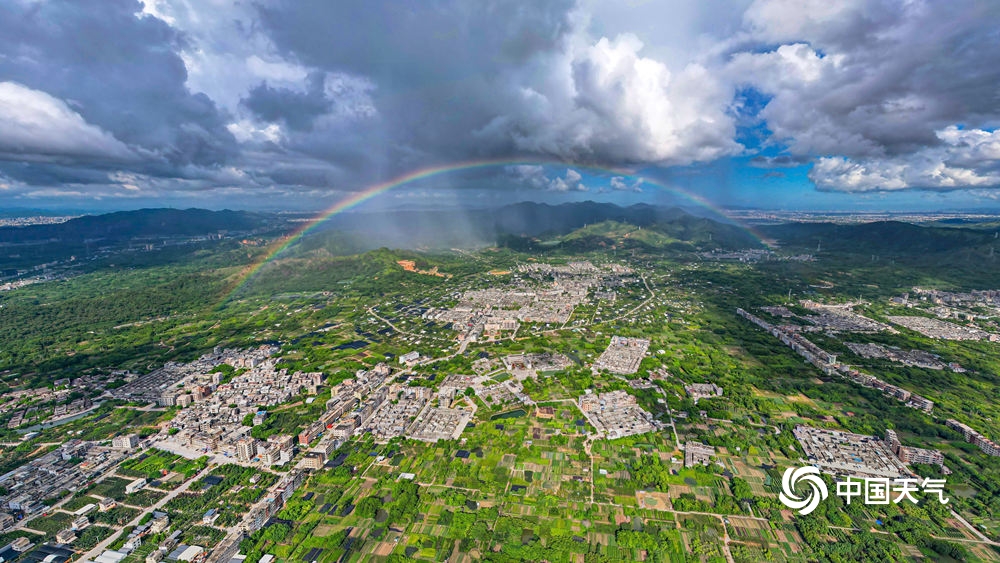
[252,0,579,168]
[254,0,740,169]
[2,0,1000,205]
[255,0,575,86]
[734,0,1000,159]
[0,0,236,175]
[242,72,332,132]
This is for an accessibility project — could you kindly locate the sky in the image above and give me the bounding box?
[1,0,999,213]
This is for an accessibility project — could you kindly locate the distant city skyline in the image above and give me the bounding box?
[1,1,999,212]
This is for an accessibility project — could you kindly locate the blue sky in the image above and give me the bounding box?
[1,0,999,212]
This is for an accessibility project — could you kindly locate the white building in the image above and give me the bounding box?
[112,434,140,450]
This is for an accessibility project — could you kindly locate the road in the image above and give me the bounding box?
[366,306,451,344]
[950,509,1000,546]
[78,466,213,562]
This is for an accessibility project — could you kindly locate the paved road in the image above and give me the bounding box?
[78,466,213,562]
[950,509,1000,546]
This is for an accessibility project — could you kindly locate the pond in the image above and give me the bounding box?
[490,409,527,420]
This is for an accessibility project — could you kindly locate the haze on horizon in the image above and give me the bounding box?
[1,0,999,213]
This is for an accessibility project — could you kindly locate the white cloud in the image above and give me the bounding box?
[0,82,133,160]
[476,31,742,166]
[610,175,643,192]
[809,127,1000,192]
[549,168,587,192]
[227,119,285,144]
[138,0,313,112]
[743,0,875,46]
[505,165,589,192]
[246,55,309,83]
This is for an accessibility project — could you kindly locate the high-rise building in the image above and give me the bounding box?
[236,438,257,462]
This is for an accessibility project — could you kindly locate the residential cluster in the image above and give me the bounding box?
[905,287,1000,312]
[365,386,431,441]
[311,362,392,445]
[684,383,723,403]
[578,390,658,439]
[407,407,473,442]
[112,345,279,405]
[845,342,955,371]
[592,335,650,374]
[3,387,95,429]
[684,441,716,468]
[793,425,908,479]
[422,261,636,342]
[887,315,998,341]
[699,249,816,262]
[800,301,893,333]
[738,308,934,412]
[155,353,323,461]
[0,441,128,522]
[501,353,572,379]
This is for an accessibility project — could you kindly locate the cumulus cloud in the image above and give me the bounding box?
[0,82,133,160]
[735,0,1000,159]
[809,127,1000,192]
[507,165,588,192]
[259,1,743,170]
[0,0,237,178]
[476,33,741,165]
[610,176,643,192]
[548,169,587,192]
[3,0,1000,206]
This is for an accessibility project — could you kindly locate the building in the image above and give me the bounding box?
[56,529,77,544]
[885,430,945,467]
[684,383,723,403]
[202,509,219,525]
[123,536,142,553]
[0,513,14,530]
[236,438,257,463]
[259,445,279,466]
[112,434,140,450]
[302,451,326,470]
[684,442,715,468]
[399,351,420,366]
[252,411,267,426]
[946,419,1000,456]
[149,515,170,534]
[331,420,357,439]
[125,478,147,494]
[298,423,321,446]
[98,497,117,511]
[71,516,90,531]
[898,446,945,466]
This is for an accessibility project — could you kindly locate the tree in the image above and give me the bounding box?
[260,523,289,543]
[356,496,381,519]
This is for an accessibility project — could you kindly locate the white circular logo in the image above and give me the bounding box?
[779,466,828,515]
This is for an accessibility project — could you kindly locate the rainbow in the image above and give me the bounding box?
[223,159,766,300]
